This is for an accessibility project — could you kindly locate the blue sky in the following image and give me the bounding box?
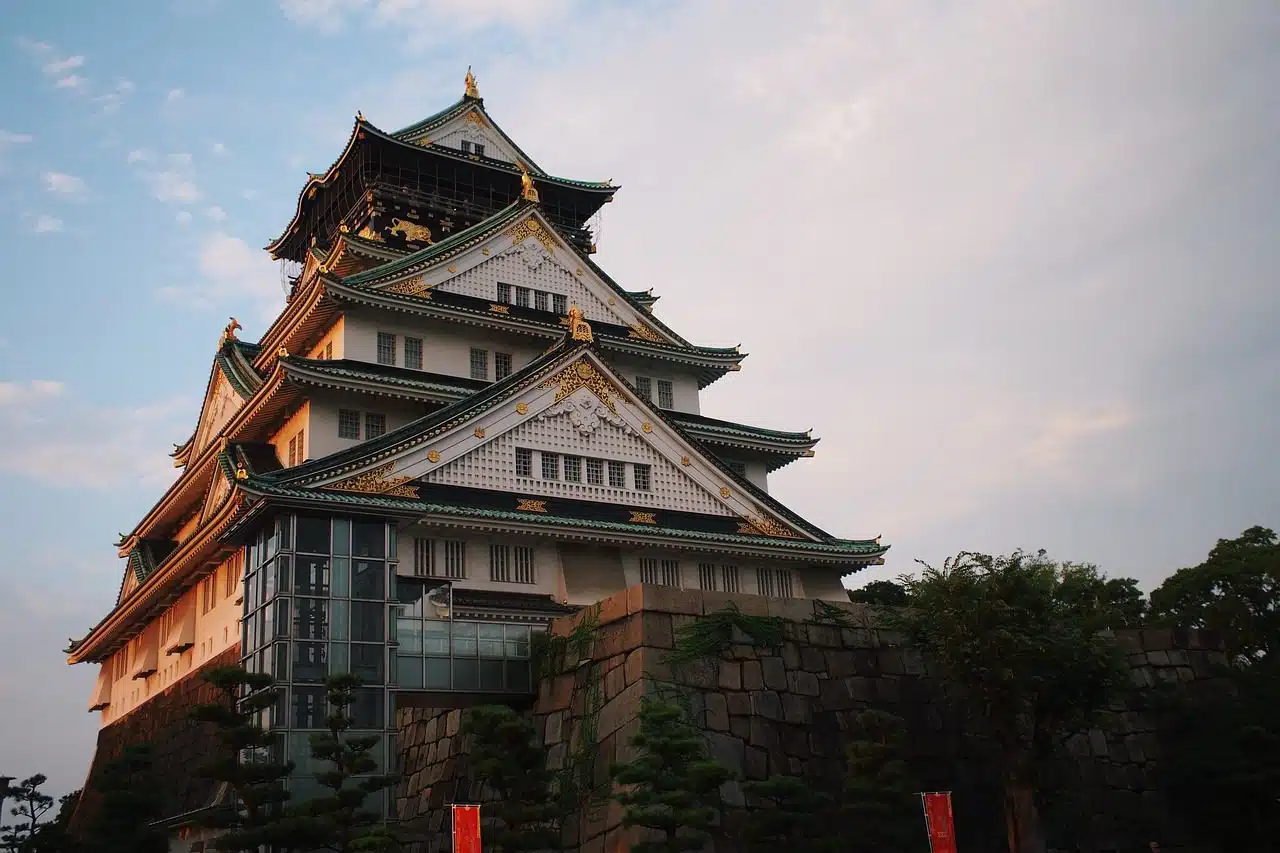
[2,0,1278,800]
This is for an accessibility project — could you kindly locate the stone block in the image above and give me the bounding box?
[707,730,746,775]
[604,663,626,701]
[824,649,858,678]
[719,660,743,690]
[676,658,719,690]
[1141,628,1174,651]
[597,679,645,739]
[1088,728,1109,757]
[730,716,751,740]
[745,745,769,780]
[1124,735,1145,763]
[782,641,802,669]
[801,646,826,672]
[546,742,568,771]
[1146,650,1171,666]
[703,590,769,616]
[537,673,577,714]
[743,660,764,690]
[445,710,461,736]
[748,716,779,750]
[1176,666,1196,682]
[706,692,730,731]
[720,779,746,808]
[596,589,629,627]
[782,693,812,725]
[789,669,821,697]
[879,648,906,675]
[750,690,784,721]
[819,678,855,711]
[627,583,704,616]
[808,624,843,647]
[545,710,565,745]
[1130,667,1155,688]
[767,597,816,623]
[727,692,752,716]
[761,656,788,690]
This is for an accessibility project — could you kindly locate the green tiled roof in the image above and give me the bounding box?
[217,339,265,399]
[670,412,816,446]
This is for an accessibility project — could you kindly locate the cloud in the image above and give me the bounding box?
[26,213,64,234]
[126,148,150,164]
[42,171,88,197]
[211,141,228,156]
[94,77,135,114]
[240,189,257,200]
[165,87,185,103]
[0,379,64,406]
[278,0,574,38]
[42,54,84,75]
[0,130,34,147]
[278,0,367,33]
[54,74,87,90]
[147,170,201,203]
[157,231,284,319]
[205,205,227,222]
[175,210,193,224]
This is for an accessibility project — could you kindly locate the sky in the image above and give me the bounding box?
[1,0,1278,800]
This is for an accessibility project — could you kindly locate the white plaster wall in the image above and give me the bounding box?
[607,353,702,415]
[394,525,564,601]
[270,402,310,467]
[343,309,545,380]
[305,390,427,461]
[307,316,346,360]
[619,549,810,599]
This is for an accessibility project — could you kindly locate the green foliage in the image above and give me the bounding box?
[885,550,1128,853]
[460,705,563,852]
[666,604,785,667]
[1149,525,1280,662]
[1055,565,1148,629]
[83,746,166,853]
[536,606,599,679]
[848,579,910,607]
[1,775,56,853]
[611,698,733,853]
[740,775,834,853]
[188,666,297,852]
[290,674,399,852]
[839,710,924,853]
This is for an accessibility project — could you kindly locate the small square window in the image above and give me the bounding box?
[608,460,626,488]
[338,410,360,440]
[495,352,513,381]
[564,456,582,482]
[470,348,488,380]
[635,376,652,401]
[585,458,603,486]
[657,380,674,409]
[288,434,298,467]
[534,291,548,312]
[404,337,423,370]
[515,447,533,478]
[552,294,567,315]
[324,341,333,360]
[541,452,560,480]
[460,140,472,154]
[497,282,511,303]
[633,464,651,491]
[365,413,387,440]
[515,287,530,308]
[376,332,396,366]
[474,143,486,158]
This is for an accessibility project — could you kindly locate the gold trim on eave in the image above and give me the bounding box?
[323,462,419,499]
[539,359,622,413]
[567,305,593,342]
[516,498,547,513]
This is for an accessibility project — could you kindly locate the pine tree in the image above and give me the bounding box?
[291,674,399,852]
[740,775,835,853]
[84,746,166,853]
[611,698,733,853]
[1,775,55,852]
[188,666,298,852]
[839,709,923,853]
[459,704,562,853]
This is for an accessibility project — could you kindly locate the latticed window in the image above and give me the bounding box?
[515,287,530,308]
[338,410,360,439]
[657,380,674,409]
[721,565,741,593]
[661,560,681,587]
[698,562,717,591]
[641,558,681,587]
[413,539,434,577]
[586,458,603,485]
[460,140,472,154]
[495,352,513,381]
[489,544,510,582]
[365,413,386,440]
[541,452,560,480]
[470,348,488,380]
[726,460,747,477]
[634,376,652,400]
[534,291,548,312]
[513,546,535,584]
[404,337,423,370]
[377,332,396,365]
[497,282,512,303]
[474,143,486,157]
[288,434,298,467]
[515,447,533,478]
[552,294,567,315]
[323,341,333,359]
[296,428,304,462]
[633,464,651,491]
[756,568,794,598]
[442,541,467,579]
[564,455,582,482]
[608,460,626,488]
[640,558,657,585]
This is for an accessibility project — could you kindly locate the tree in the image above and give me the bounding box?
[839,710,924,853]
[460,704,562,853]
[189,666,298,852]
[611,698,733,853]
[1,775,55,852]
[885,550,1128,853]
[848,580,909,607]
[739,775,834,853]
[83,746,166,853]
[1149,525,1280,662]
[1056,564,1147,629]
[291,674,399,852]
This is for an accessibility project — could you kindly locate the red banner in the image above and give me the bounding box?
[921,792,957,853]
[452,804,482,853]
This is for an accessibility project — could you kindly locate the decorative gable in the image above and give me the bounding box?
[191,372,244,460]
[419,109,522,167]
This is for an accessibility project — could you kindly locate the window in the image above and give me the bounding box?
[725,460,747,477]
[699,562,717,591]
[296,428,304,463]
[288,434,298,467]
[404,337,423,370]
[541,452,560,480]
[513,546,535,584]
[489,544,510,582]
[608,460,626,488]
[756,568,794,598]
[633,464,651,491]
[661,559,681,588]
[364,413,386,440]
[460,140,472,154]
[443,540,466,579]
[657,380,674,409]
[338,410,360,440]
[473,143,486,158]
[586,458,603,486]
[225,554,239,597]
[721,565,741,594]
[640,558,681,588]
[515,447,533,478]
[552,294,567,315]
[413,539,434,577]
[495,352,512,381]
[640,558,657,585]
[534,291,548,312]
[635,376,652,400]
[497,282,511,303]
[377,332,396,365]
[324,341,333,360]
[470,348,488,380]
[515,287,530,308]
[564,456,582,482]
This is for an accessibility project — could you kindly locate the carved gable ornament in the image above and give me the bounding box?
[535,393,634,437]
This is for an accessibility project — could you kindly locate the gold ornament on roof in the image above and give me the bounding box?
[390,218,432,244]
[474,427,486,439]
[426,450,440,463]
[628,323,662,343]
[629,511,658,525]
[384,276,432,297]
[234,463,249,481]
[464,66,480,99]
[737,515,800,539]
[464,111,488,128]
[680,456,691,466]
[515,402,529,415]
[324,462,419,499]
[504,217,556,252]
[642,423,653,433]
[520,171,540,203]
[516,498,547,513]
[356,225,383,243]
[719,487,731,498]
[218,318,242,349]
[566,305,593,342]
[539,358,622,413]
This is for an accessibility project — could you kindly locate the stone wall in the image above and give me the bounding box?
[69,646,241,838]
[392,587,1231,853]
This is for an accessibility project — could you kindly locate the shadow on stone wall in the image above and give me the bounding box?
[393,587,1231,853]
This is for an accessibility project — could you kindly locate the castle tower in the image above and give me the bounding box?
[65,71,888,842]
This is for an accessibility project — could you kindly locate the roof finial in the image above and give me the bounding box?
[218,317,242,349]
[520,170,540,203]
[567,304,593,343]
[356,110,365,122]
[464,66,480,99]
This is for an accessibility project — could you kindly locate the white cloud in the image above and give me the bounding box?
[43,55,84,75]
[27,213,64,234]
[278,0,367,33]
[278,0,572,37]
[0,379,64,406]
[158,231,284,319]
[54,74,87,90]
[205,205,227,222]
[165,87,185,103]
[94,78,135,114]
[42,171,87,197]
[147,170,201,203]
[240,189,257,200]
[126,148,150,164]
[211,141,228,156]
[175,210,193,224]
[0,131,34,147]
[168,151,193,166]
